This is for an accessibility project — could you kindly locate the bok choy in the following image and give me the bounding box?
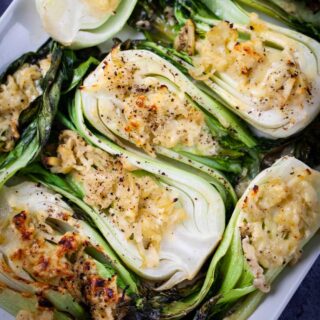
[194,156,320,319]
[0,180,138,320]
[235,0,320,40]
[74,46,259,205]
[36,0,138,49]
[20,120,229,318]
[132,0,320,140]
[0,41,63,189]
[33,127,225,292]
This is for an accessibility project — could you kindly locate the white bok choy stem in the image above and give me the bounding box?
[0,287,71,320]
[65,92,226,291]
[36,0,138,49]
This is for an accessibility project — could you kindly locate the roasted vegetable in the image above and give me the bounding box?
[195,156,320,319]
[74,46,261,206]
[0,41,63,189]
[132,0,320,140]
[235,0,320,40]
[27,122,225,290]
[1,2,319,319]
[18,107,230,318]
[0,180,139,319]
[36,0,138,49]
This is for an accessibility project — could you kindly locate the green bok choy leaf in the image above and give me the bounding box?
[0,41,63,189]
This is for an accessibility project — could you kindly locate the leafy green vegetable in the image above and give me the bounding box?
[132,0,320,142]
[0,179,139,319]
[235,0,320,40]
[40,122,224,275]
[69,89,231,317]
[193,156,320,319]
[63,56,100,93]
[22,99,232,319]
[0,41,63,189]
[77,46,259,206]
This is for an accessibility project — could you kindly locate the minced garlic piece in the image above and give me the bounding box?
[191,17,310,113]
[86,48,218,157]
[174,19,196,55]
[0,57,51,152]
[239,168,319,292]
[47,130,186,267]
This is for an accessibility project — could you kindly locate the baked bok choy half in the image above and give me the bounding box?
[132,0,320,140]
[234,0,320,40]
[193,156,320,320]
[0,41,63,189]
[0,180,139,320]
[72,46,259,204]
[36,0,138,49]
[22,122,227,318]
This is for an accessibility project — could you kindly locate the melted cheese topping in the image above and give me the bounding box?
[16,310,54,320]
[0,182,122,320]
[74,255,120,320]
[1,208,79,286]
[0,57,51,152]
[47,130,186,268]
[83,48,219,157]
[192,19,311,113]
[239,168,319,292]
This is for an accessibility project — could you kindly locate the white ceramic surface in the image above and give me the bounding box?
[0,1,319,319]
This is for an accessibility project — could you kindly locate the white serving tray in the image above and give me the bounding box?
[0,1,319,319]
